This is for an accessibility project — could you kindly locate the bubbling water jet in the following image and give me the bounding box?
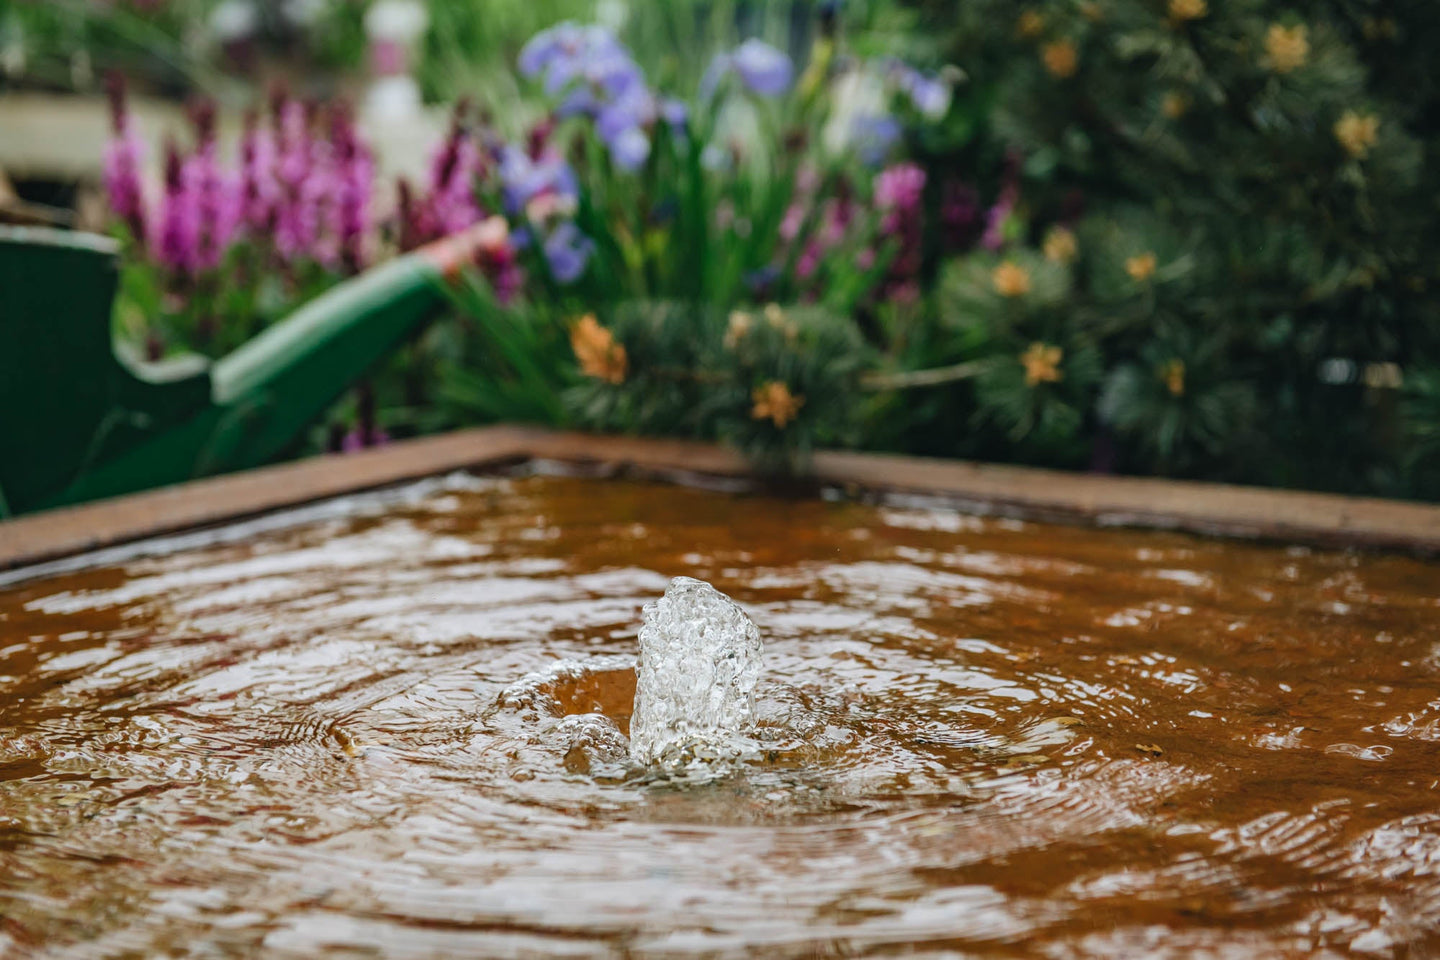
[629,577,764,770]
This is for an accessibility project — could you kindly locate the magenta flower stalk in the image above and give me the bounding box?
[330,105,375,273]
[434,135,484,235]
[102,74,148,246]
[154,139,200,275]
[275,98,314,190]
[183,102,241,272]
[183,144,240,271]
[491,258,525,304]
[873,163,927,302]
[274,98,319,265]
[395,176,438,251]
[428,103,468,196]
[302,161,342,269]
[239,110,280,232]
[424,105,485,238]
[875,162,926,217]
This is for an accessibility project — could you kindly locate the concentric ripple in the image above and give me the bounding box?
[2,471,1439,957]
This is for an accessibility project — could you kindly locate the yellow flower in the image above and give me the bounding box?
[1017,10,1046,38]
[1161,91,1189,119]
[1125,251,1158,282]
[751,381,805,429]
[1020,343,1064,387]
[1265,23,1309,73]
[992,260,1032,297]
[1043,227,1078,264]
[1168,0,1207,22]
[1042,40,1078,78]
[1334,111,1380,159]
[570,314,627,384]
[725,310,753,350]
[1160,359,1186,397]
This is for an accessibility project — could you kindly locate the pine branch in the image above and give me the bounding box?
[861,359,995,390]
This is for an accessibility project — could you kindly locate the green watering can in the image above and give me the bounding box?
[0,222,497,517]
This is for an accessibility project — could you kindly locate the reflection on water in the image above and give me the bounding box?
[2,472,1439,957]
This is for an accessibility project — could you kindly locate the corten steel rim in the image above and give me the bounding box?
[2,425,1440,575]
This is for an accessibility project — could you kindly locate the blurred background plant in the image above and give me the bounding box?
[882,0,1440,498]
[8,0,1438,496]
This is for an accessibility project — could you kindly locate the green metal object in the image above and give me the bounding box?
[0,224,475,517]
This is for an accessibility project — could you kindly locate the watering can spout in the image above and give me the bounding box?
[0,221,500,517]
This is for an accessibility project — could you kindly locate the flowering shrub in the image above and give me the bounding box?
[421,16,957,472]
[878,0,1440,498]
[102,78,385,357]
[90,3,1440,498]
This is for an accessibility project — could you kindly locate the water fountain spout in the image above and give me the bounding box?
[629,577,764,769]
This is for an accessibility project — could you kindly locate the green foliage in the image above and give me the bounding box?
[456,297,870,476]
[883,0,1440,497]
[1097,329,1258,471]
[433,274,574,428]
[66,1,1440,498]
[714,304,871,473]
[566,300,719,438]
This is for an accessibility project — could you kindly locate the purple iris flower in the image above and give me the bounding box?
[906,73,951,118]
[556,86,599,119]
[661,97,688,129]
[594,83,656,170]
[704,39,793,98]
[518,22,586,79]
[883,60,952,119]
[520,22,636,97]
[519,22,658,174]
[733,39,793,95]
[581,49,646,98]
[543,222,594,284]
[607,126,651,171]
[499,146,578,214]
[596,84,655,142]
[851,114,902,166]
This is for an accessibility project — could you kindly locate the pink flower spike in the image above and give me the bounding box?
[154,140,200,274]
[102,73,147,245]
[875,162,926,212]
[240,112,281,231]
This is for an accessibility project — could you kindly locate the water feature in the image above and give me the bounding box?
[630,576,764,771]
[2,470,1439,956]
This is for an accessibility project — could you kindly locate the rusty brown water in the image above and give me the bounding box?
[2,472,1439,957]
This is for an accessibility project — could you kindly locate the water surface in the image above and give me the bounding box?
[2,472,1439,957]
